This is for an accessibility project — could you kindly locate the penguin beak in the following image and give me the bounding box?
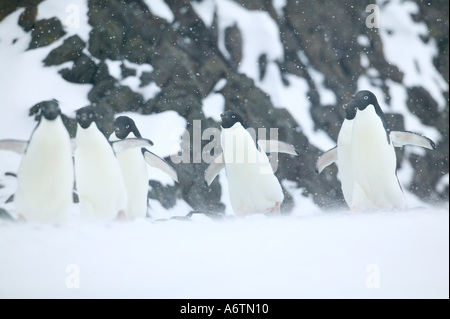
[42,102,60,120]
[220,113,224,119]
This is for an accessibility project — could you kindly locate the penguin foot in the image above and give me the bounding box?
[115,210,128,222]
[349,207,360,213]
[271,202,281,215]
[0,209,18,222]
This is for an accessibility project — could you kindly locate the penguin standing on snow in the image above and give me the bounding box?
[205,111,298,217]
[109,116,178,220]
[350,90,404,211]
[74,106,127,221]
[13,100,74,223]
[316,93,436,211]
[316,101,374,208]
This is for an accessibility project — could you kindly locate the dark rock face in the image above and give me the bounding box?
[44,35,86,66]
[416,0,449,84]
[0,0,42,22]
[59,54,98,84]
[2,0,448,214]
[18,5,37,31]
[28,17,66,50]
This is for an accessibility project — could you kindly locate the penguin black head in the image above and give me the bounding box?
[220,111,245,129]
[39,99,61,121]
[76,106,97,129]
[343,101,357,120]
[114,116,142,139]
[352,90,391,141]
[352,90,379,111]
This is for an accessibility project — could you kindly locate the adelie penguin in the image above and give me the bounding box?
[0,100,74,223]
[74,107,152,222]
[109,115,178,220]
[316,90,436,211]
[205,111,298,217]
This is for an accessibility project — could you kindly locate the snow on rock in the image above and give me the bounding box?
[261,66,335,151]
[272,0,287,18]
[195,0,283,80]
[298,51,337,106]
[37,0,91,42]
[105,59,160,101]
[143,0,175,23]
[202,79,227,122]
[192,0,216,28]
[377,0,448,110]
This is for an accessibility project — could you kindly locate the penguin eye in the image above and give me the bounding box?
[126,125,130,129]
[364,96,368,100]
[89,113,94,119]
[232,115,235,118]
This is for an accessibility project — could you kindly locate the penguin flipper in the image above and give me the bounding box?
[0,139,28,155]
[315,146,337,174]
[111,138,154,154]
[390,131,436,150]
[257,140,299,155]
[142,149,178,182]
[0,208,16,222]
[205,152,225,186]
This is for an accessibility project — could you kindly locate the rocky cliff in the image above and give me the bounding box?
[0,0,448,214]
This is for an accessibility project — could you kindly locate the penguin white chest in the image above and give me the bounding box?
[109,133,149,219]
[221,124,283,216]
[75,125,127,221]
[351,106,404,210]
[15,118,74,223]
[352,106,396,178]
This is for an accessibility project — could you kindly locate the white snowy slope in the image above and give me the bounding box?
[0,209,448,299]
[0,0,448,299]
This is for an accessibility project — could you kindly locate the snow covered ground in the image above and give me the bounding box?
[0,1,448,299]
[0,208,448,299]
